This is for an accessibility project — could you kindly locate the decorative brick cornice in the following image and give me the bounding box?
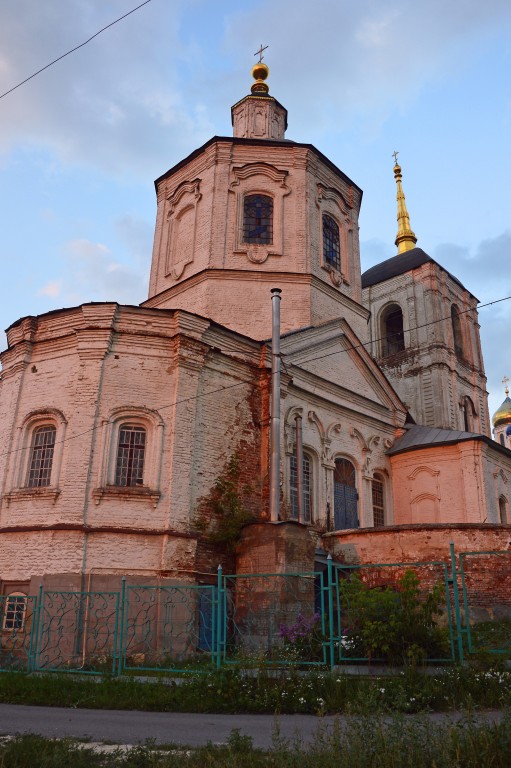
[92,486,161,509]
[3,487,61,507]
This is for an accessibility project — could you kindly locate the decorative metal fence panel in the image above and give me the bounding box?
[221,572,328,666]
[3,547,511,674]
[122,584,217,673]
[35,590,120,674]
[332,560,456,664]
[0,594,38,672]
[459,550,511,655]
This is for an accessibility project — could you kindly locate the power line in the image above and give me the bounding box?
[1,293,510,461]
[295,294,511,367]
[0,1,153,101]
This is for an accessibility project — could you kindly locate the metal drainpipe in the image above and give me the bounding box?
[269,288,282,522]
[295,413,304,524]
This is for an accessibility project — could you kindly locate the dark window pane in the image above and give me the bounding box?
[383,307,405,355]
[451,305,464,359]
[322,214,341,271]
[243,195,273,244]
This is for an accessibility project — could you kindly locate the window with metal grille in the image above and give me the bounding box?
[2,593,27,631]
[27,425,56,487]
[372,476,385,527]
[243,194,273,244]
[289,452,313,522]
[322,214,341,271]
[115,425,146,487]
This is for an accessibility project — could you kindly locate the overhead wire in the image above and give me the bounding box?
[0,1,153,100]
[0,292,509,460]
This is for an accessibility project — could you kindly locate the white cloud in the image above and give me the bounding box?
[57,237,147,305]
[38,280,62,298]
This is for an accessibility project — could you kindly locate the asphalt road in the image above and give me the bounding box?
[0,704,505,749]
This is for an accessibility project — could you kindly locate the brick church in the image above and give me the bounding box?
[1,61,510,597]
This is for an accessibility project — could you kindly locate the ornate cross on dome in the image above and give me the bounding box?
[503,375,510,396]
[254,44,268,63]
[392,150,399,164]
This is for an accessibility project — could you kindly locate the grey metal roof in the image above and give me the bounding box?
[361,247,476,299]
[387,424,509,456]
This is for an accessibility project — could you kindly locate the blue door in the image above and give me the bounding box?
[333,459,359,530]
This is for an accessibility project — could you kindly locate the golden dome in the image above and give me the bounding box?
[492,396,511,427]
[251,62,270,94]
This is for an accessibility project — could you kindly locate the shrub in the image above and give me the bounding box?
[339,569,449,665]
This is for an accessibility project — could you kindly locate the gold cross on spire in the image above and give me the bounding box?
[503,375,510,396]
[254,44,268,63]
[392,150,399,165]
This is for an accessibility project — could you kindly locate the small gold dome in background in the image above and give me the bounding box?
[493,396,511,428]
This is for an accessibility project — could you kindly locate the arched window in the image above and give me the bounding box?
[333,458,359,530]
[2,592,27,631]
[499,496,508,524]
[289,452,313,523]
[500,434,505,446]
[461,396,475,432]
[115,425,146,487]
[322,214,341,271]
[372,474,385,527]
[451,304,464,359]
[243,195,273,244]
[381,304,405,356]
[27,425,56,488]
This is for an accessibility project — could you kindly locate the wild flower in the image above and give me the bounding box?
[279,612,321,643]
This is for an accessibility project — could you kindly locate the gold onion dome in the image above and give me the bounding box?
[492,381,511,427]
[251,62,270,94]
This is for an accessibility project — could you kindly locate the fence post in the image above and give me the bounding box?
[449,542,464,663]
[216,565,223,670]
[327,555,335,669]
[116,577,126,677]
[28,583,44,673]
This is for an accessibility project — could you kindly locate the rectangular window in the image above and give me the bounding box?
[243,195,273,244]
[2,593,27,631]
[115,425,146,487]
[27,426,56,488]
[290,454,312,523]
[372,478,385,527]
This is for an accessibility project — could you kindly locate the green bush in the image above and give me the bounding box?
[339,570,450,665]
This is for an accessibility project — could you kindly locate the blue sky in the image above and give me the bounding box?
[1,0,510,420]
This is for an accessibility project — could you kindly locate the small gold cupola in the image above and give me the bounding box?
[493,377,511,428]
[231,47,288,140]
[393,152,418,254]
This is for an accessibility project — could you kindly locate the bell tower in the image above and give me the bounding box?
[362,157,490,434]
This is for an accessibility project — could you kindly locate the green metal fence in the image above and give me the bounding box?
[332,559,456,664]
[1,545,511,674]
[458,550,511,657]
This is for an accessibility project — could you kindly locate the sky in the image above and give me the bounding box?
[0,0,510,421]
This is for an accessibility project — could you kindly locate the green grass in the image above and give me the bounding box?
[2,716,511,767]
[1,665,511,715]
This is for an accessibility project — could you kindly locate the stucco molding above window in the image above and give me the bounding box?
[164,178,202,280]
[229,162,290,264]
[93,406,164,507]
[316,184,352,286]
[5,408,67,500]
